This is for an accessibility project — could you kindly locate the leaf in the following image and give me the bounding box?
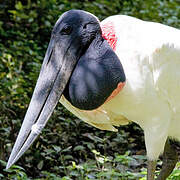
[61,146,72,153]
[15,1,23,10]
[52,145,61,153]
[0,160,6,167]
[61,176,72,180]
[73,145,85,151]
[37,160,44,170]
[44,149,54,154]
[96,157,105,164]
[92,150,100,155]
[64,155,73,160]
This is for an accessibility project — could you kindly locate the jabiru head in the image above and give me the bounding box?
[6,10,125,168]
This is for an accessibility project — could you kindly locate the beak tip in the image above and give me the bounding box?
[6,152,17,170]
[6,156,18,169]
[6,161,12,170]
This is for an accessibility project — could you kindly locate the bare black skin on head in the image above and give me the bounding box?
[6,10,126,169]
[61,10,126,110]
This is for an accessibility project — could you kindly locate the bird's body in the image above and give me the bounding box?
[61,15,180,161]
[7,10,180,180]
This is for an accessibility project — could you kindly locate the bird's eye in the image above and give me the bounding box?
[60,25,72,35]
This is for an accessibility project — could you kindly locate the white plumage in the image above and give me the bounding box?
[60,15,180,161]
[7,11,180,179]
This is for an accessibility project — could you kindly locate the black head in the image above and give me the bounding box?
[52,10,102,59]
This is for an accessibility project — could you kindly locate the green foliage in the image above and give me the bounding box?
[0,0,180,179]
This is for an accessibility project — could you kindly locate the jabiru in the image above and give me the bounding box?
[6,10,180,180]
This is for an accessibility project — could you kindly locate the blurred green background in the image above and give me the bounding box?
[0,0,180,179]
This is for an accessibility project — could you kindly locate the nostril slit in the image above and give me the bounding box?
[47,49,53,65]
[83,24,87,29]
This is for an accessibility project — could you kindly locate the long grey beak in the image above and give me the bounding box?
[6,36,78,169]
